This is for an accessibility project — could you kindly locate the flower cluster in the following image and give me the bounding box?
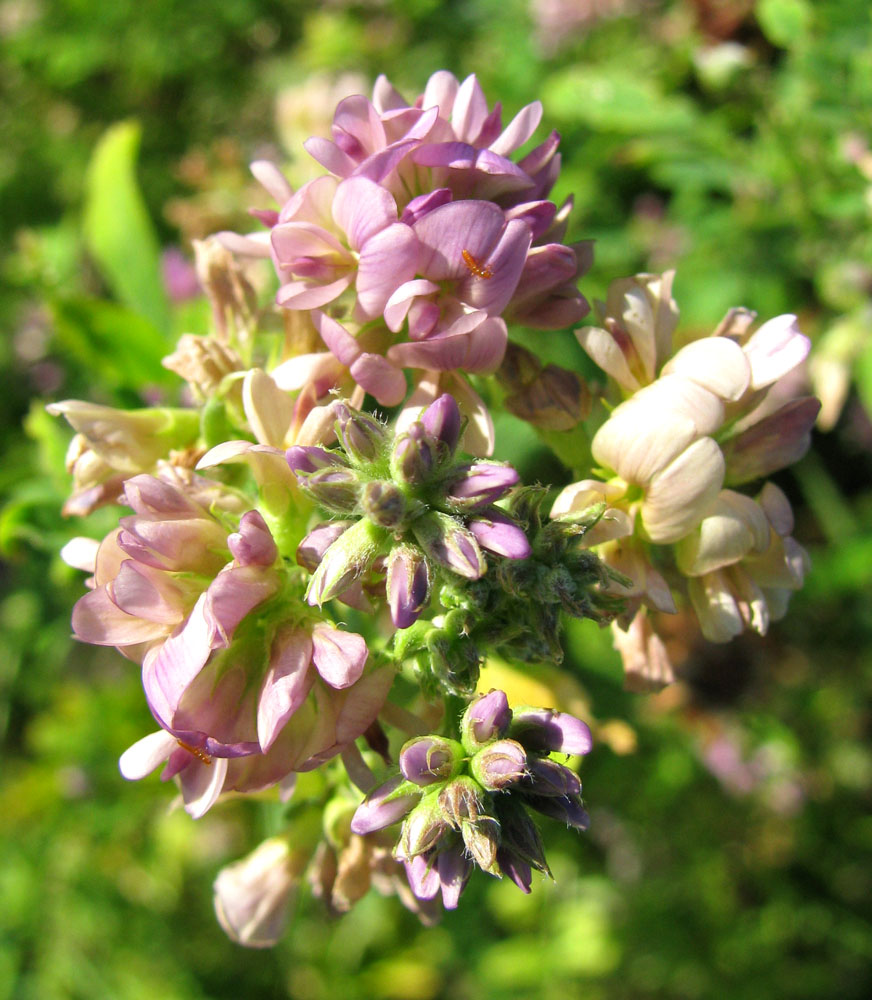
[49,70,819,943]
[74,469,392,817]
[351,690,591,909]
[555,273,818,687]
[226,70,591,454]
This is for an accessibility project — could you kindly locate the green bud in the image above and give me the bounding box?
[306,517,385,605]
[399,794,449,859]
[360,480,407,529]
[461,814,501,874]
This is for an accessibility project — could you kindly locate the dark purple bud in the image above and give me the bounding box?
[468,510,531,559]
[510,707,593,756]
[497,849,532,893]
[420,394,462,454]
[296,521,353,572]
[227,510,277,567]
[446,463,520,507]
[470,739,528,791]
[461,690,512,751]
[333,403,387,463]
[360,480,406,528]
[524,793,589,830]
[399,735,464,786]
[412,512,485,579]
[494,798,550,873]
[386,545,431,628]
[350,775,420,835]
[522,757,581,797]
[391,423,434,485]
[436,845,472,909]
[286,445,348,477]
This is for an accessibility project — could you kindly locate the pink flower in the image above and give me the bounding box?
[306,72,552,207]
[271,175,416,314]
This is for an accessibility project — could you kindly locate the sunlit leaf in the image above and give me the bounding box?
[83,121,169,332]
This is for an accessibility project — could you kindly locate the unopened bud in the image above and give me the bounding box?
[334,403,387,463]
[446,462,520,508]
[420,394,462,455]
[427,633,481,696]
[286,445,348,476]
[228,511,278,567]
[360,480,406,528]
[470,739,528,791]
[350,775,420,836]
[399,735,464,786]
[467,510,531,559]
[523,793,589,830]
[497,849,532,893]
[461,813,501,874]
[306,518,385,606]
[438,775,485,828]
[494,797,550,873]
[391,423,434,485]
[413,511,485,579]
[303,466,361,511]
[399,795,449,858]
[461,690,512,752]
[510,707,593,756]
[296,521,353,572]
[522,757,581,797]
[386,545,432,628]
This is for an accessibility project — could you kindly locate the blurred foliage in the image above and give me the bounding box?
[1,0,871,998]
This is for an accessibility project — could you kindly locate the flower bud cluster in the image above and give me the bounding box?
[350,690,592,910]
[288,393,531,630]
[556,272,819,688]
[391,487,626,695]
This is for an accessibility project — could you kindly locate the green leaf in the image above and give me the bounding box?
[756,0,812,48]
[83,121,169,332]
[50,296,175,391]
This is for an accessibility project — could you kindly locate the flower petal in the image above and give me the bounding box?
[642,437,725,543]
[311,625,368,689]
[257,627,314,752]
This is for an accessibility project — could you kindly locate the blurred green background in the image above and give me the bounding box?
[2,1,872,997]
